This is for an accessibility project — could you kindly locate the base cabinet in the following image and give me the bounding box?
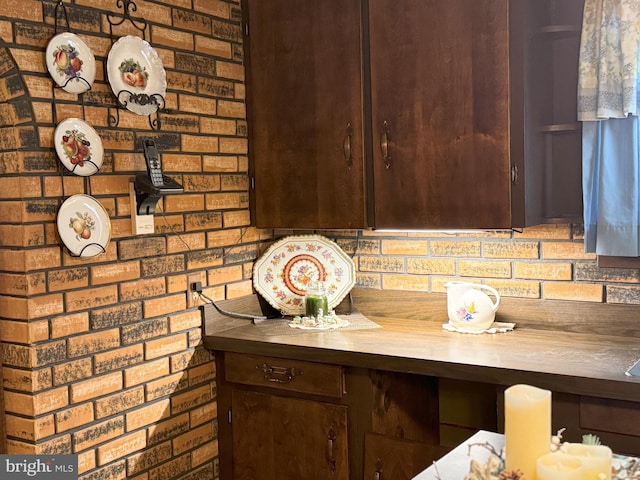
[216,353,450,480]
[363,433,448,480]
[231,389,349,480]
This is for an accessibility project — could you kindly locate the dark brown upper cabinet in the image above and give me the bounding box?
[243,0,584,230]
[244,0,366,230]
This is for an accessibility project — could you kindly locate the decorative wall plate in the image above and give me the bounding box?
[46,32,96,94]
[57,195,111,257]
[54,118,104,176]
[253,234,356,315]
[106,35,167,115]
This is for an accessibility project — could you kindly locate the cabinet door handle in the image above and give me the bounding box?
[343,122,353,169]
[374,458,383,480]
[256,363,302,383]
[380,121,391,169]
[326,428,337,473]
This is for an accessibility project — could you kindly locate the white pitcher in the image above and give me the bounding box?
[444,281,500,332]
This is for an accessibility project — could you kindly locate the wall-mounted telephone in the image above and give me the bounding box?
[134,138,183,215]
[143,138,183,191]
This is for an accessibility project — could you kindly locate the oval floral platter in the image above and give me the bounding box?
[54,118,104,176]
[57,194,111,258]
[106,35,167,116]
[46,32,96,94]
[253,234,357,316]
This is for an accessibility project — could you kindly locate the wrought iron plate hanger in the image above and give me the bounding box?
[106,0,165,130]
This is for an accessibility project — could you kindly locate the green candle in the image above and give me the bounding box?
[305,295,329,318]
[305,281,329,318]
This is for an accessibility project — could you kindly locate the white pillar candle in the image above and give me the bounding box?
[563,443,612,480]
[504,384,552,479]
[537,452,584,480]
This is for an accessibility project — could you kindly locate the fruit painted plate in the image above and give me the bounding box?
[57,195,111,258]
[46,32,96,94]
[54,118,104,176]
[106,35,167,116]
[252,234,356,316]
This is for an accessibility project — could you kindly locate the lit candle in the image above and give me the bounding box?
[504,384,551,479]
[563,443,612,480]
[537,452,584,480]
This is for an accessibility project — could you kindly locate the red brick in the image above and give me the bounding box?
[173,422,214,455]
[4,386,68,416]
[191,440,219,467]
[124,358,170,388]
[144,293,187,318]
[91,261,141,285]
[97,430,146,466]
[65,285,118,312]
[145,372,188,401]
[170,385,212,414]
[94,345,145,375]
[53,358,93,386]
[145,333,188,360]
[70,372,123,403]
[189,401,217,428]
[169,310,202,333]
[51,312,89,339]
[95,387,145,420]
[125,399,170,432]
[514,262,572,281]
[67,329,120,358]
[73,417,124,452]
[56,402,95,433]
[126,441,173,476]
[0,319,48,343]
[543,282,603,302]
[119,277,166,302]
[2,366,52,392]
[6,414,55,441]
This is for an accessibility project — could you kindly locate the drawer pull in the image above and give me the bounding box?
[326,428,337,473]
[256,363,303,384]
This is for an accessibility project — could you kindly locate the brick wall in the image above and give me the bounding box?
[325,225,640,304]
[2,1,640,479]
[0,1,271,478]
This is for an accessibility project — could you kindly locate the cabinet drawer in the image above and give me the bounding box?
[580,396,640,436]
[224,352,344,398]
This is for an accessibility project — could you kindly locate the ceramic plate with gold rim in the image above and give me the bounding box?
[106,35,167,115]
[252,234,356,315]
[54,118,104,176]
[46,32,96,94]
[57,195,111,258]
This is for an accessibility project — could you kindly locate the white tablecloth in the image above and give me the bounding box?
[413,431,504,480]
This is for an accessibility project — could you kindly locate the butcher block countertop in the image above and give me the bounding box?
[202,288,640,402]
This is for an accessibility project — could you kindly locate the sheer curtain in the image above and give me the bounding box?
[578,0,640,256]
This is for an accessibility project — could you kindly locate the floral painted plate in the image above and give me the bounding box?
[46,32,96,94]
[252,234,356,316]
[106,35,167,115]
[57,195,111,257]
[54,118,103,176]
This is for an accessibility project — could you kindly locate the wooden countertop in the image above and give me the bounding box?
[202,288,640,402]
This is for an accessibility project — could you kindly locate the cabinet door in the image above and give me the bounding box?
[245,0,366,229]
[368,0,511,229]
[364,433,449,480]
[231,389,349,480]
[510,0,584,226]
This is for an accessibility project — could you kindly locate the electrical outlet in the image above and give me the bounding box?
[186,273,202,308]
